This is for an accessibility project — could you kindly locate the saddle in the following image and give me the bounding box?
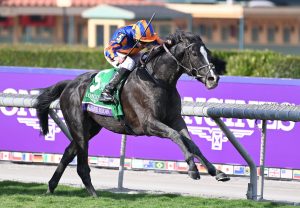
[82,68,125,119]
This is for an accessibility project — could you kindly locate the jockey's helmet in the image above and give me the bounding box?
[132,20,158,42]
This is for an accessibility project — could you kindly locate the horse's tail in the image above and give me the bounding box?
[36,80,71,135]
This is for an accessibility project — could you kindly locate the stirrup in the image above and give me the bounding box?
[98,92,114,103]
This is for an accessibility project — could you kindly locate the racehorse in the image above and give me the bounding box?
[36,30,229,197]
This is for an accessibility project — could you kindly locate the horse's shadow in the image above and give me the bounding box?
[0,180,85,197]
[0,181,180,200]
[101,187,180,199]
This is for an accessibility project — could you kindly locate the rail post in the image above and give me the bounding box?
[213,117,258,200]
[258,120,267,200]
[118,134,127,189]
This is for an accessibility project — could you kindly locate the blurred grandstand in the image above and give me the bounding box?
[0,0,299,54]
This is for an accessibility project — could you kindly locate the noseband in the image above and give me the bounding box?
[162,43,215,81]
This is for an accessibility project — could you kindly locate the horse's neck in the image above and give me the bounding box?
[146,50,183,87]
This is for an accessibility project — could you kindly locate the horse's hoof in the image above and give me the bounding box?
[46,188,54,195]
[87,189,98,197]
[188,170,200,180]
[90,192,98,197]
[216,172,230,182]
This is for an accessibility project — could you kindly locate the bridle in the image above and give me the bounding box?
[162,43,216,82]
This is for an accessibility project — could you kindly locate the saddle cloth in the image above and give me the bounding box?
[82,68,124,119]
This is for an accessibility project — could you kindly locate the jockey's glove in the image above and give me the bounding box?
[164,39,173,47]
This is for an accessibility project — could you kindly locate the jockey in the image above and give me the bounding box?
[98,19,165,103]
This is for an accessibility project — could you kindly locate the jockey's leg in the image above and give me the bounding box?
[99,53,135,103]
[98,67,130,102]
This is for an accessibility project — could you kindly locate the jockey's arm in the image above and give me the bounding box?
[153,36,173,48]
[105,32,127,61]
[147,37,173,52]
[156,36,165,45]
[105,43,121,61]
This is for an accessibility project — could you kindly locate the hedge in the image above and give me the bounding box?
[213,50,300,78]
[0,44,300,78]
[0,44,110,70]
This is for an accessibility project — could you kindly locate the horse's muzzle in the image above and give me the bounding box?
[204,73,219,89]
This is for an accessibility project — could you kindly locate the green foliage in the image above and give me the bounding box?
[1,44,300,78]
[253,55,300,78]
[212,50,300,78]
[0,44,111,70]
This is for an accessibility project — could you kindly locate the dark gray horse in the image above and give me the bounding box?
[36,31,229,197]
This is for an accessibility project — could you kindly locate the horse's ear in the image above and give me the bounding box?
[167,33,177,46]
[197,34,203,42]
[171,29,184,43]
[177,30,186,42]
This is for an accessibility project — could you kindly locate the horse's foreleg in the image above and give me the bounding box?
[147,119,199,179]
[47,141,78,194]
[179,129,216,174]
[170,118,230,182]
[180,128,230,182]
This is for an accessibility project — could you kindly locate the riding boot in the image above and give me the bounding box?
[98,68,130,103]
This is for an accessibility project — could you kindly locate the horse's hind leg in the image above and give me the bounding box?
[59,91,101,196]
[76,140,97,196]
[47,141,78,194]
[65,113,101,197]
[47,122,101,195]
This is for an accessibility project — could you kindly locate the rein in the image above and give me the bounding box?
[139,40,215,89]
[139,46,175,90]
[162,43,215,81]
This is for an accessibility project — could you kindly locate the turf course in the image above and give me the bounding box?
[0,181,296,208]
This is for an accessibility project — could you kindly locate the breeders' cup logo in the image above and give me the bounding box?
[0,88,62,141]
[186,126,253,150]
[183,97,296,151]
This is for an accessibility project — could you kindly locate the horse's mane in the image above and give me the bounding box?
[139,30,203,67]
[167,30,202,45]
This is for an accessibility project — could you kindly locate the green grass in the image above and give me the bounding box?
[0,181,297,208]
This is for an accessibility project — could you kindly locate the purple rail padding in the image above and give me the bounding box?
[1,66,300,169]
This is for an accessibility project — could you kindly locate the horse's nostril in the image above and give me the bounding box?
[207,76,215,81]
